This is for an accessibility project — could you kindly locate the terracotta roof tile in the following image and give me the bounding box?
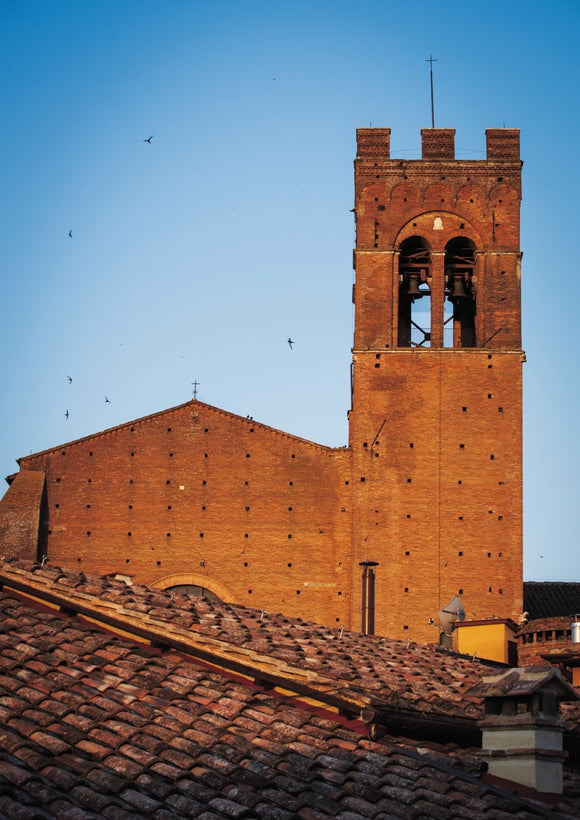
[2,558,580,817]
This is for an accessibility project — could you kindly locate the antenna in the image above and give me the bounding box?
[426,55,437,128]
[437,594,465,635]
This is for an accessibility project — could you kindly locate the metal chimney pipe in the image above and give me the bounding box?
[359,561,379,635]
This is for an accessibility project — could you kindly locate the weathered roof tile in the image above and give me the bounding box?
[2,559,580,817]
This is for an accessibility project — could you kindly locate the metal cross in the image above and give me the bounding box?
[426,54,437,128]
[191,380,199,399]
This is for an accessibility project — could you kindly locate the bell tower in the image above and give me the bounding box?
[349,128,523,643]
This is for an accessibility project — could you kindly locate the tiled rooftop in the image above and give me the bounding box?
[524,582,580,621]
[1,557,580,818]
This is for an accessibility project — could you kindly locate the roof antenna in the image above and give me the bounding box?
[426,54,437,128]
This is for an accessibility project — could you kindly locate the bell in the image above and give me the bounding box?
[406,272,423,298]
[450,273,468,301]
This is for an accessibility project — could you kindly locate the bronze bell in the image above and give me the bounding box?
[406,272,423,298]
[450,273,468,301]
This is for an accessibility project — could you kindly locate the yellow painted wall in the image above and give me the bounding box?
[456,622,514,664]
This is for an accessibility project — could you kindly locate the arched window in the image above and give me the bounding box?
[167,584,221,601]
[398,237,431,347]
[444,237,476,348]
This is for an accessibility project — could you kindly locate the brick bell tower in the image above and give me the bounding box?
[349,128,524,643]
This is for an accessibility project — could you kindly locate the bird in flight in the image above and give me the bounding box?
[143,136,153,143]
[68,230,73,238]
[287,338,294,349]
[64,410,69,420]
[67,376,72,384]
[105,396,111,403]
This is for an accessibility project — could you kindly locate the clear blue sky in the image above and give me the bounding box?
[1,0,578,583]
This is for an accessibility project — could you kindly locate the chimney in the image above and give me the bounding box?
[468,667,578,795]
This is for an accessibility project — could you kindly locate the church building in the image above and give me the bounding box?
[0,127,524,645]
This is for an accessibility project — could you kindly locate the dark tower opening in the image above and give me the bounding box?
[444,237,476,348]
[398,236,431,347]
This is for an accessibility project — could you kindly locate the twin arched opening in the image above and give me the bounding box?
[398,236,476,348]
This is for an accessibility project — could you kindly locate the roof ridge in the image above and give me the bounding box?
[0,564,376,715]
[17,399,341,463]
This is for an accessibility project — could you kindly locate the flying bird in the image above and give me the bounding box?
[287,338,294,349]
[143,136,153,143]
[105,396,111,403]
[68,230,73,238]
[64,410,69,419]
[67,376,72,384]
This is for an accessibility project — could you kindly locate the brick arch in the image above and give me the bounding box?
[456,182,486,208]
[393,212,483,252]
[151,573,237,603]
[389,181,422,207]
[355,180,387,209]
[422,182,454,209]
[488,182,519,208]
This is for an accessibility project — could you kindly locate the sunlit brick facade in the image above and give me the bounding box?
[0,128,524,643]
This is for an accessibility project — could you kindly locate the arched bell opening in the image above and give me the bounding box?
[398,236,431,347]
[444,237,476,348]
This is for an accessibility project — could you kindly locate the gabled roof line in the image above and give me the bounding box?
[17,399,344,464]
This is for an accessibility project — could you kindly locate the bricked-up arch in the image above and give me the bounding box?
[398,236,431,347]
[151,573,236,603]
[444,237,476,348]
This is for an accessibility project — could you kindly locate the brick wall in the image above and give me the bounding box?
[0,128,525,646]
[18,402,353,629]
[349,128,524,641]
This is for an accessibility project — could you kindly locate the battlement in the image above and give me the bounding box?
[356,127,520,162]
